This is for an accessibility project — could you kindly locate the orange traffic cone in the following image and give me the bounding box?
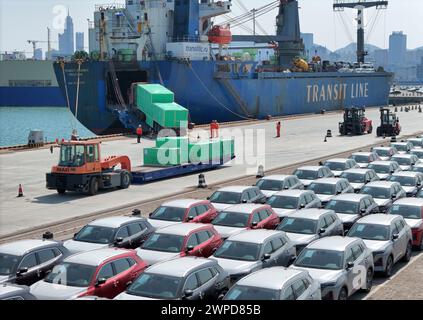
[17,184,23,197]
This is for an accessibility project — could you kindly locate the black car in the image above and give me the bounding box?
[0,239,69,286]
[0,283,37,300]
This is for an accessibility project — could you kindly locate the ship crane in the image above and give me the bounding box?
[27,39,57,59]
[333,0,388,64]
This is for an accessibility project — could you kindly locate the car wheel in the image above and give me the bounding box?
[337,287,348,300]
[402,242,412,262]
[362,268,373,293]
[119,170,131,189]
[384,255,394,277]
[88,177,99,196]
[57,188,66,195]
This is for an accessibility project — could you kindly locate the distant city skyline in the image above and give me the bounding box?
[0,0,422,55]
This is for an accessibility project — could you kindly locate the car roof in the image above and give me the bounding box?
[365,181,397,188]
[89,216,145,228]
[411,148,423,152]
[392,142,410,145]
[330,193,370,202]
[351,152,373,156]
[227,230,284,244]
[65,248,132,266]
[370,161,395,166]
[343,168,372,174]
[272,189,311,197]
[146,257,215,277]
[357,214,399,226]
[289,209,334,220]
[373,146,394,150]
[390,171,421,178]
[223,204,268,214]
[308,236,358,251]
[157,223,210,236]
[0,239,59,256]
[236,267,304,291]
[217,186,253,193]
[311,178,345,185]
[161,199,204,208]
[296,166,324,171]
[391,154,415,159]
[393,198,423,206]
[260,175,290,181]
[326,158,350,163]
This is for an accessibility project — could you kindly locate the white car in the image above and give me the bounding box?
[308,178,354,205]
[391,141,413,154]
[372,146,398,161]
[367,161,402,180]
[255,175,304,198]
[359,181,406,212]
[292,166,334,188]
[322,158,359,177]
[349,152,381,169]
[387,171,423,197]
[208,186,266,212]
[390,154,420,171]
[340,168,380,192]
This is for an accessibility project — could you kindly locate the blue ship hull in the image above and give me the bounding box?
[53,60,393,134]
[0,87,66,107]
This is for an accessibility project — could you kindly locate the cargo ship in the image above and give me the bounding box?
[53,0,393,135]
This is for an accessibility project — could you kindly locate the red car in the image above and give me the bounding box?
[137,223,223,266]
[211,204,280,239]
[29,248,147,300]
[148,199,219,229]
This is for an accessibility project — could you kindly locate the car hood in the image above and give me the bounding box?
[261,190,279,198]
[30,281,87,300]
[331,171,343,177]
[350,182,365,190]
[379,156,390,161]
[316,194,334,203]
[402,186,417,194]
[362,240,390,252]
[147,219,181,230]
[210,257,259,275]
[285,233,317,245]
[212,203,235,212]
[357,163,369,168]
[404,218,423,229]
[272,208,297,218]
[336,213,359,224]
[0,275,10,284]
[373,198,391,207]
[114,292,160,300]
[136,249,180,266]
[299,179,312,187]
[290,266,342,284]
[399,165,411,171]
[376,173,390,180]
[63,240,109,254]
[213,225,246,239]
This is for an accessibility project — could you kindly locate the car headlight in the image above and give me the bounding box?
[320,282,337,290]
[372,250,385,256]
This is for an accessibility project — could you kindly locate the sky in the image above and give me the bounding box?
[0,0,422,55]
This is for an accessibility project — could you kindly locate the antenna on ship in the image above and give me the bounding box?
[333,0,388,64]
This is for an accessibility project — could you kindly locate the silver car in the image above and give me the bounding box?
[208,186,266,212]
[223,267,321,300]
[211,230,296,284]
[391,141,413,154]
[412,163,423,174]
[410,148,423,160]
[347,214,412,277]
[266,190,321,219]
[407,137,423,149]
[391,154,421,171]
[372,146,398,161]
[308,178,354,205]
[322,158,359,177]
[367,160,402,180]
[277,209,343,254]
[387,198,423,250]
[290,236,374,300]
[292,166,334,188]
[349,152,381,168]
[0,284,37,300]
[255,175,304,198]
[360,181,406,212]
[325,194,379,232]
[340,168,380,192]
[387,171,423,197]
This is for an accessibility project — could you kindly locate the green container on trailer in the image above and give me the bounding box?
[156,136,189,149]
[153,102,188,128]
[136,84,174,111]
[209,139,222,161]
[143,147,183,166]
[220,137,235,158]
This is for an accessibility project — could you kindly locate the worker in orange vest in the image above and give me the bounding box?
[210,121,215,138]
[214,120,220,138]
[276,121,281,138]
[136,125,143,143]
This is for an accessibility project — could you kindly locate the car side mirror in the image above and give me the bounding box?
[187,216,194,221]
[242,199,248,204]
[346,261,354,269]
[262,253,271,261]
[148,212,153,218]
[360,208,367,214]
[300,204,306,209]
[206,197,211,200]
[115,237,124,245]
[251,221,258,228]
[95,278,107,287]
[390,170,395,174]
[366,179,371,183]
[284,186,289,190]
[184,289,194,298]
[125,281,133,288]
[73,232,79,238]
[185,245,195,253]
[417,183,422,187]
[16,267,29,276]
[392,233,399,241]
[391,194,396,199]
[318,228,326,235]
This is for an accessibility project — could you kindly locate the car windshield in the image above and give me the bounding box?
[0,253,19,276]
[391,157,411,166]
[360,186,391,199]
[340,172,365,183]
[413,167,423,174]
[214,241,261,261]
[392,144,408,152]
[295,249,343,270]
[255,179,284,191]
[224,285,280,300]
[388,204,422,219]
[348,223,390,241]
[411,151,423,159]
[325,162,347,171]
[308,183,335,195]
[388,175,416,187]
[374,149,391,157]
[45,263,97,287]
[325,200,358,214]
[368,164,391,174]
[212,212,249,228]
[351,155,370,163]
[293,169,318,180]
[126,273,182,299]
[209,191,241,204]
[277,217,317,235]
[74,225,116,244]
[150,206,186,222]
[59,145,86,167]
[267,195,299,209]
[141,233,184,253]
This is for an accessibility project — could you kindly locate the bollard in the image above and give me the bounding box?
[391,136,397,143]
[419,106,422,113]
[42,231,54,240]
[132,209,141,216]
[256,165,265,178]
[324,135,327,143]
[326,130,332,138]
[198,174,207,188]
[17,184,23,197]
[394,106,398,112]
[401,106,403,112]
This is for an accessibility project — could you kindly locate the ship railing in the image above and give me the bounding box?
[95,3,126,11]
[169,35,202,43]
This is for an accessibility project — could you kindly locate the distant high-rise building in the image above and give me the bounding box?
[58,11,74,56]
[34,48,43,60]
[374,49,388,68]
[76,32,84,51]
[417,57,423,80]
[301,33,314,57]
[389,31,407,65]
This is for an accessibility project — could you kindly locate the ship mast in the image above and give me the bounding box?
[333,0,388,64]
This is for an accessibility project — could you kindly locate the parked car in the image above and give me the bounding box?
[289,236,374,300]
[407,137,423,149]
[255,175,304,198]
[340,168,380,192]
[147,199,218,229]
[410,148,423,160]
[359,181,406,212]
[308,178,354,205]
[322,158,359,177]
[0,239,69,286]
[349,152,381,168]
[29,248,147,300]
[325,194,379,232]
[372,146,398,161]
[64,216,155,254]
[114,257,230,300]
[136,223,223,266]
[211,204,280,239]
[266,190,321,219]
[412,163,423,174]
[0,284,37,300]
[276,209,343,254]
[367,160,402,180]
[292,166,334,188]
[391,141,413,154]
[208,186,266,211]
[390,154,420,171]
[211,230,296,284]
[223,267,321,300]
[347,214,412,277]
[387,171,423,196]
[387,198,423,250]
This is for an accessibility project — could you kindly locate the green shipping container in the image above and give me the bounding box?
[136,84,174,111]
[156,136,189,149]
[153,103,188,128]
[220,137,235,158]
[143,147,183,166]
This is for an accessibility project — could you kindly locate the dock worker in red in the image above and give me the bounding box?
[214,120,220,138]
[136,125,143,143]
[210,121,215,138]
[276,121,281,138]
